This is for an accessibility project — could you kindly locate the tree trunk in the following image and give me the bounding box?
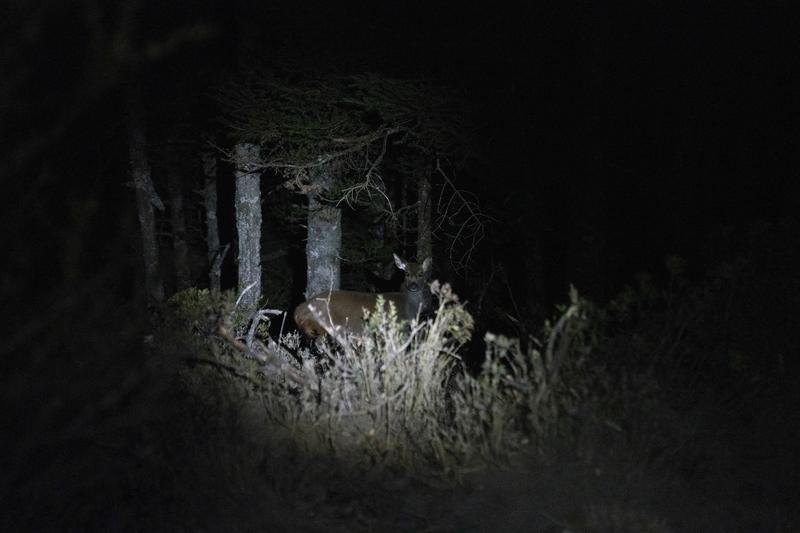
[234,142,262,317]
[202,149,222,293]
[304,163,341,298]
[127,83,164,307]
[168,169,190,290]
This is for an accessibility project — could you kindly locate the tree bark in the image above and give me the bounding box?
[127,82,164,307]
[168,169,190,290]
[234,143,262,317]
[202,149,222,293]
[304,163,341,298]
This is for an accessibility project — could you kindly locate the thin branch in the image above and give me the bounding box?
[434,159,494,271]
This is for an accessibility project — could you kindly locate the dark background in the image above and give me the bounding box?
[3,2,797,296]
[3,1,797,317]
[2,2,799,530]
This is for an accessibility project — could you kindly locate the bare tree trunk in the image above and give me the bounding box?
[168,169,190,290]
[234,142,262,317]
[304,163,341,298]
[201,149,222,293]
[127,82,164,307]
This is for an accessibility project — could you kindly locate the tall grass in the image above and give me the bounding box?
[172,282,593,484]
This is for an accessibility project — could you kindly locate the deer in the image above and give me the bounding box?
[294,254,432,340]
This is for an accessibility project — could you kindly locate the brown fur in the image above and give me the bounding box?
[294,254,432,339]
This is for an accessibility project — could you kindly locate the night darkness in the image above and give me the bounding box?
[2,1,799,531]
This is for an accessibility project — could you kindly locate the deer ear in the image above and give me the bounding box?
[393,253,407,271]
[422,257,432,271]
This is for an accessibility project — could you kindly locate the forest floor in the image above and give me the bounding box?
[137,384,798,533]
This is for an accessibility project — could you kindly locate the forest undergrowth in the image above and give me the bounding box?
[4,221,799,532]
